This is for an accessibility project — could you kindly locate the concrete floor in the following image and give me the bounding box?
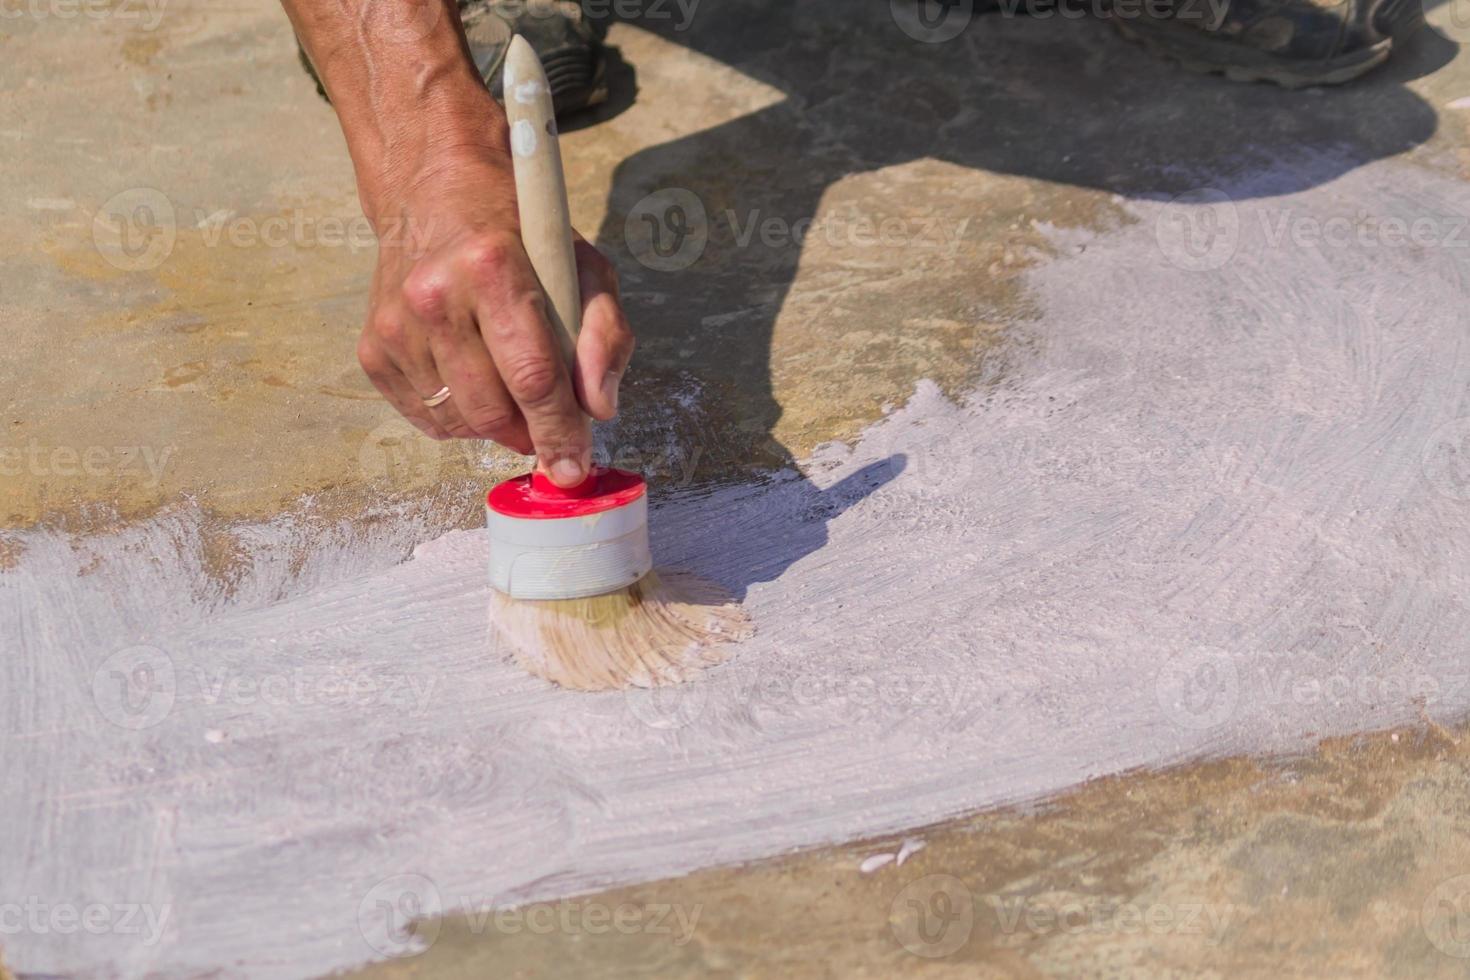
[343,723,1470,979]
[6,0,1470,976]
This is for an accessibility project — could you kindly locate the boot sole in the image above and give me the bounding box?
[1113,18,1396,87]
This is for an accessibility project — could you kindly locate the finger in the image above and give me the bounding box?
[393,339,478,438]
[357,333,448,439]
[392,278,482,438]
[571,239,635,421]
[478,290,591,486]
[426,312,534,454]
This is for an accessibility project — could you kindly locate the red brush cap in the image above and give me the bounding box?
[486,466,647,519]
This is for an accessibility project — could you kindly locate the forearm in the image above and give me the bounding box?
[287,0,631,469]
[281,0,509,227]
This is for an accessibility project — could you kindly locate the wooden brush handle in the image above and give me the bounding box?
[504,35,582,379]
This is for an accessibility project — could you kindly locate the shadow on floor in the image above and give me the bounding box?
[572,0,1453,591]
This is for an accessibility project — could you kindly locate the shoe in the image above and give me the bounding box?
[1112,0,1425,87]
[461,0,608,115]
[297,0,608,117]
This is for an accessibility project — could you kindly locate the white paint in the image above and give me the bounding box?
[512,79,546,105]
[7,158,1470,978]
[859,837,924,872]
[510,119,537,158]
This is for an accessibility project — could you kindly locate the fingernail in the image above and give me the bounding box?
[600,370,621,415]
[551,457,585,486]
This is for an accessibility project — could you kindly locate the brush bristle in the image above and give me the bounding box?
[489,569,754,691]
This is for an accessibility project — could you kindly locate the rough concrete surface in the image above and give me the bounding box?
[7,0,1470,976]
[343,723,1470,979]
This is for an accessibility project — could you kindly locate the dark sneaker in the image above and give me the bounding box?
[297,0,608,117]
[461,0,608,115]
[1112,0,1425,87]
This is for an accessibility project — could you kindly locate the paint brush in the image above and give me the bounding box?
[486,36,752,691]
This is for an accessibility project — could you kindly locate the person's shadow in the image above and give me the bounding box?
[573,0,1455,597]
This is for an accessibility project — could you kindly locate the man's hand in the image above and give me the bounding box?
[279,0,631,486]
[361,149,632,485]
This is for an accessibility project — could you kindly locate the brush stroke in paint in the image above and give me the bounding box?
[5,158,1470,978]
